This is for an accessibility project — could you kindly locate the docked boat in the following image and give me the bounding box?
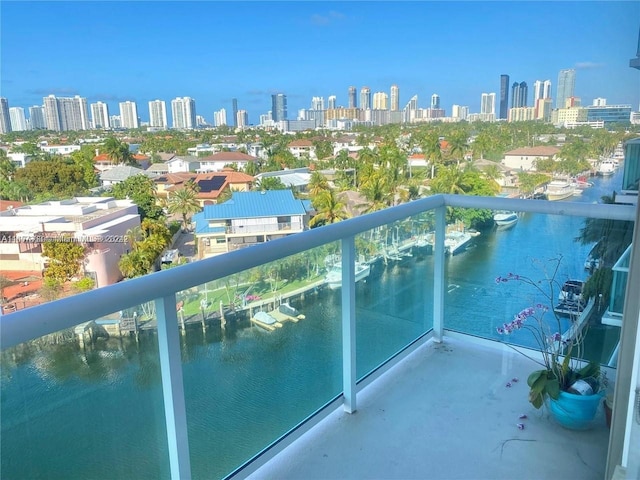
[444,231,473,255]
[493,211,518,227]
[545,180,574,201]
[597,159,616,176]
[325,262,371,289]
[554,280,585,316]
[251,311,283,331]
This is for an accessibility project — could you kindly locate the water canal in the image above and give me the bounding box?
[0,170,626,479]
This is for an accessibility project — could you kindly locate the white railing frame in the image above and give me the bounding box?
[1,194,636,480]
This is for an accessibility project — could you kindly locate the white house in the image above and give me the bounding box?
[502,146,561,171]
[166,155,200,173]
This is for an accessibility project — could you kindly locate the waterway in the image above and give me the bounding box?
[0,170,627,479]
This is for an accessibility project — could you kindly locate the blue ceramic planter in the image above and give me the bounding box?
[549,390,605,430]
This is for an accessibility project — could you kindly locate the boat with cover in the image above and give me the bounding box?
[493,211,518,227]
[325,262,371,289]
[598,159,616,176]
[545,180,574,201]
[444,231,473,255]
[554,280,586,316]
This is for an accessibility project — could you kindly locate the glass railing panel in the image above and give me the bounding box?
[443,204,632,367]
[0,312,171,479]
[178,244,345,479]
[354,212,435,380]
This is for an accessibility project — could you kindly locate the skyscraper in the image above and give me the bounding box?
[91,101,111,129]
[171,97,196,129]
[390,84,399,111]
[327,95,337,110]
[42,95,89,131]
[0,98,11,134]
[232,98,238,127]
[373,92,388,110]
[214,108,227,127]
[481,93,496,115]
[511,82,528,108]
[360,87,371,110]
[499,74,510,119]
[533,80,552,102]
[272,94,287,122]
[236,109,248,128]
[348,86,357,108]
[556,69,576,109]
[29,105,45,130]
[119,101,139,129]
[148,100,167,129]
[431,94,440,109]
[311,96,324,111]
[9,107,27,131]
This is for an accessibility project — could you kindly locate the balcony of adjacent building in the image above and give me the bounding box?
[1,194,639,480]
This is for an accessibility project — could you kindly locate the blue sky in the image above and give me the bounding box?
[2,1,639,125]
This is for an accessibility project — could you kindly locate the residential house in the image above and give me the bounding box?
[40,144,81,156]
[287,139,316,160]
[166,155,200,173]
[6,152,33,168]
[254,168,312,193]
[147,163,170,175]
[100,166,158,188]
[196,151,259,173]
[192,190,309,259]
[502,146,561,171]
[0,197,140,287]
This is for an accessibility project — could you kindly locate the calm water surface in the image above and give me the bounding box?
[0,171,624,479]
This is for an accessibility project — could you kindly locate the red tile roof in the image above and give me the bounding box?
[288,139,314,147]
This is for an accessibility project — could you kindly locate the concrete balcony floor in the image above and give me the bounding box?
[250,334,610,480]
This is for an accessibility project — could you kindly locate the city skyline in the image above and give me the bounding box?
[1,2,639,126]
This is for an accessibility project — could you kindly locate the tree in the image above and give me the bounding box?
[168,180,201,231]
[103,137,135,166]
[110,175,164,220]
[309,189,349,227]
[119,219,172,278]
[42,238,86,282]
[14,160,90,199]
[308,171,329,197]
[255,177,287,191]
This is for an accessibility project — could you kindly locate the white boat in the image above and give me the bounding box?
[444,231,473,255]
[598,159,616,176]
[493,211,518,227]
[325,262,371,289]
[545,180,574,201]
[554,280,585,316]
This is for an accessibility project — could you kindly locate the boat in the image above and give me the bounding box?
[325,262,371,289]
[444,231,473,255]
[493,211,518,227]
[554,280,585,316]
[251,311,283,331]
[545,180,574,201]
[597,159,616,176]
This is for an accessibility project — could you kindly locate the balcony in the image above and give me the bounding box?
[1,194,638,480]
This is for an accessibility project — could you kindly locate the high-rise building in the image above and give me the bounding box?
[327,95,337,110]
[451,105,469,120]
[360,87,371,110]
[0,98,12,133]
[171,97,196,129]
[499,74,510,120]
[533,80,552,102]
[272,94,287,122]
[9,107,27,131]
[236,109,248,128]
[42,95,89,131]
[91,101,111,129]
[511,81,528,108]
[481,93,496,115]
[311,96,324,111]
[214,108,227,127]
[348,86,357,108]
[390,84,399,111]
[119,101,139,129]
[556,69,576,109]
[373,92,388,110]
[29,105,45,130]
[593,98,607,107]
[431,94,440,109]
[148,100,167,129]
[232,98,238,127]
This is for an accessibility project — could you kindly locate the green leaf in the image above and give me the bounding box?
[577,362,600,379]
[529,390,544,409]
[527,370,544,387]
[546,378,560,399]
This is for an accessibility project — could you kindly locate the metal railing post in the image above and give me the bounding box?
[341,236,357,413]
[433,206,446,341]
[155,295,192,480]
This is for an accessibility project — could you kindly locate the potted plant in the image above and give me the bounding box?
[495,257,606,430]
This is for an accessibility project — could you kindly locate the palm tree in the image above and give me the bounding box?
[309,189,350,227]
[420,131,443,178]
[308,171,329,197]
[103,137,135,166]
[359,172,392,213]
[168,180,201,232]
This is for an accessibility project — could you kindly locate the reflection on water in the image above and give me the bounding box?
[0,171,626,479]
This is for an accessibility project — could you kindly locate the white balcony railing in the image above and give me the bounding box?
[1,194,636,479]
